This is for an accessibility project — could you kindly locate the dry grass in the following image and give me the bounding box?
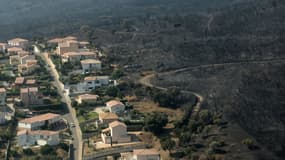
[130,100,184,122]
[137,132,171,160]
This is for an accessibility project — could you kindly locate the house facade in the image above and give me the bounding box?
[17,129,60,147]
[57,40,79,55]
[99,112,119,125]
[76,94,99,104]
[20,55,35,64]
[0,88,6,106]
[18,113,61,130]
[20,87,41,106]
[81,59,102,73]
[101,121,131,144]
[106,100,125,114]
[0,43,8,52]
[77,76,109,92]
[8,38,29,48]
[120,149,161,160]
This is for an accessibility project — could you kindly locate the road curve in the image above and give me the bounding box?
[139,57,285,118]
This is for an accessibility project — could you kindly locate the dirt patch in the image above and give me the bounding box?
[137,132,171,160]
[130,99,184,122]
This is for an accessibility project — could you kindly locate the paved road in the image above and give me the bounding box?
[139,58,285,119]
[34,46,83,160]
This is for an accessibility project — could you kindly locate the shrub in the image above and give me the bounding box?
[23,148,34,155]
[40,145,55,155]
[144,112,168,134]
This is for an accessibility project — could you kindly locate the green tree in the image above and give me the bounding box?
[144,112,168,134]
[23,148,34,155]
[105,86,121,97]
[160,137,175,151]
[111,69,124,79]
[40,145,55,155]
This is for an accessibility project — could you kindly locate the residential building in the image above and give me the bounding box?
[48,36,77,45]
[56,40,79,55]
[20,87,41,106]
[17,129,60,147]
[0,104,15,124]
[0,112,6,124]
[18,113,61,130]
[8,47,23,55]
[8,38,29,48]
[18,50,29,57]
[99,112,119,125]
[77,76,109,92]
[106,100,125,114]
[0,88,6,106]
[0,43,8,52]
[15,77,25,85]
[20,55,35,64]
[10,55,21,65]
[120,149,160,160]
[101,121,131,144]
[79,41,89,48]
[18,63,39,75]
[62,51,97,62]
[133,149,160,160]
[81,59,102,73]
[76,94,99,104]
[26,79,36,85]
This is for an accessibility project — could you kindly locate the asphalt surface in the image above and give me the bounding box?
[34,46,83,160]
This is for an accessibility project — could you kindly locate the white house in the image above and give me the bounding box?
[77,76,109,92]
[99,112,119,126]
[18,113,61,130]
[0,104,15,124]
[17,129,60,147]
[57,40,79,55]
[101,121,131,144]
[120,149,161,160]
[81,59,102,73]
[8,38,29,48]
[20,55,35,64]
[106,100,125,114]
[0,43,8,52]
[0,112,6,124]
[76,94,99,104]
[62,51,97,63]
[0,88,6,106]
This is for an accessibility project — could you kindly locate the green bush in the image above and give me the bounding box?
[23,148,34,155]
[40,145,56,155]
[144,112,168,134]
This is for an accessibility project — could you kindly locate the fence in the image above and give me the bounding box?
[83,143,147,160]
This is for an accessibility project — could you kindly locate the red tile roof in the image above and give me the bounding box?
[19,113,60,124]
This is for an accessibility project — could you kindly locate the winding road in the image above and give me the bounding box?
[139,58,285,118]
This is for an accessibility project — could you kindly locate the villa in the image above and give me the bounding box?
[18,113,61,130]
[17,129,60,147]
[101,121,131,144]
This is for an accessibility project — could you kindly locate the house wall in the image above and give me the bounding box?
[134,155,160,160]
[9,55,20,65]
[0,112,6,124]
[82,63,102,73]
[57,46,78,55]
[108,104,125,114]
[111,125,127,142]
[18,133,59,147]
[8,41,28,48]
[0,92,6,105]
[20,55,35,64]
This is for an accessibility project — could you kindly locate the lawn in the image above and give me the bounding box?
[78,112,99,123]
